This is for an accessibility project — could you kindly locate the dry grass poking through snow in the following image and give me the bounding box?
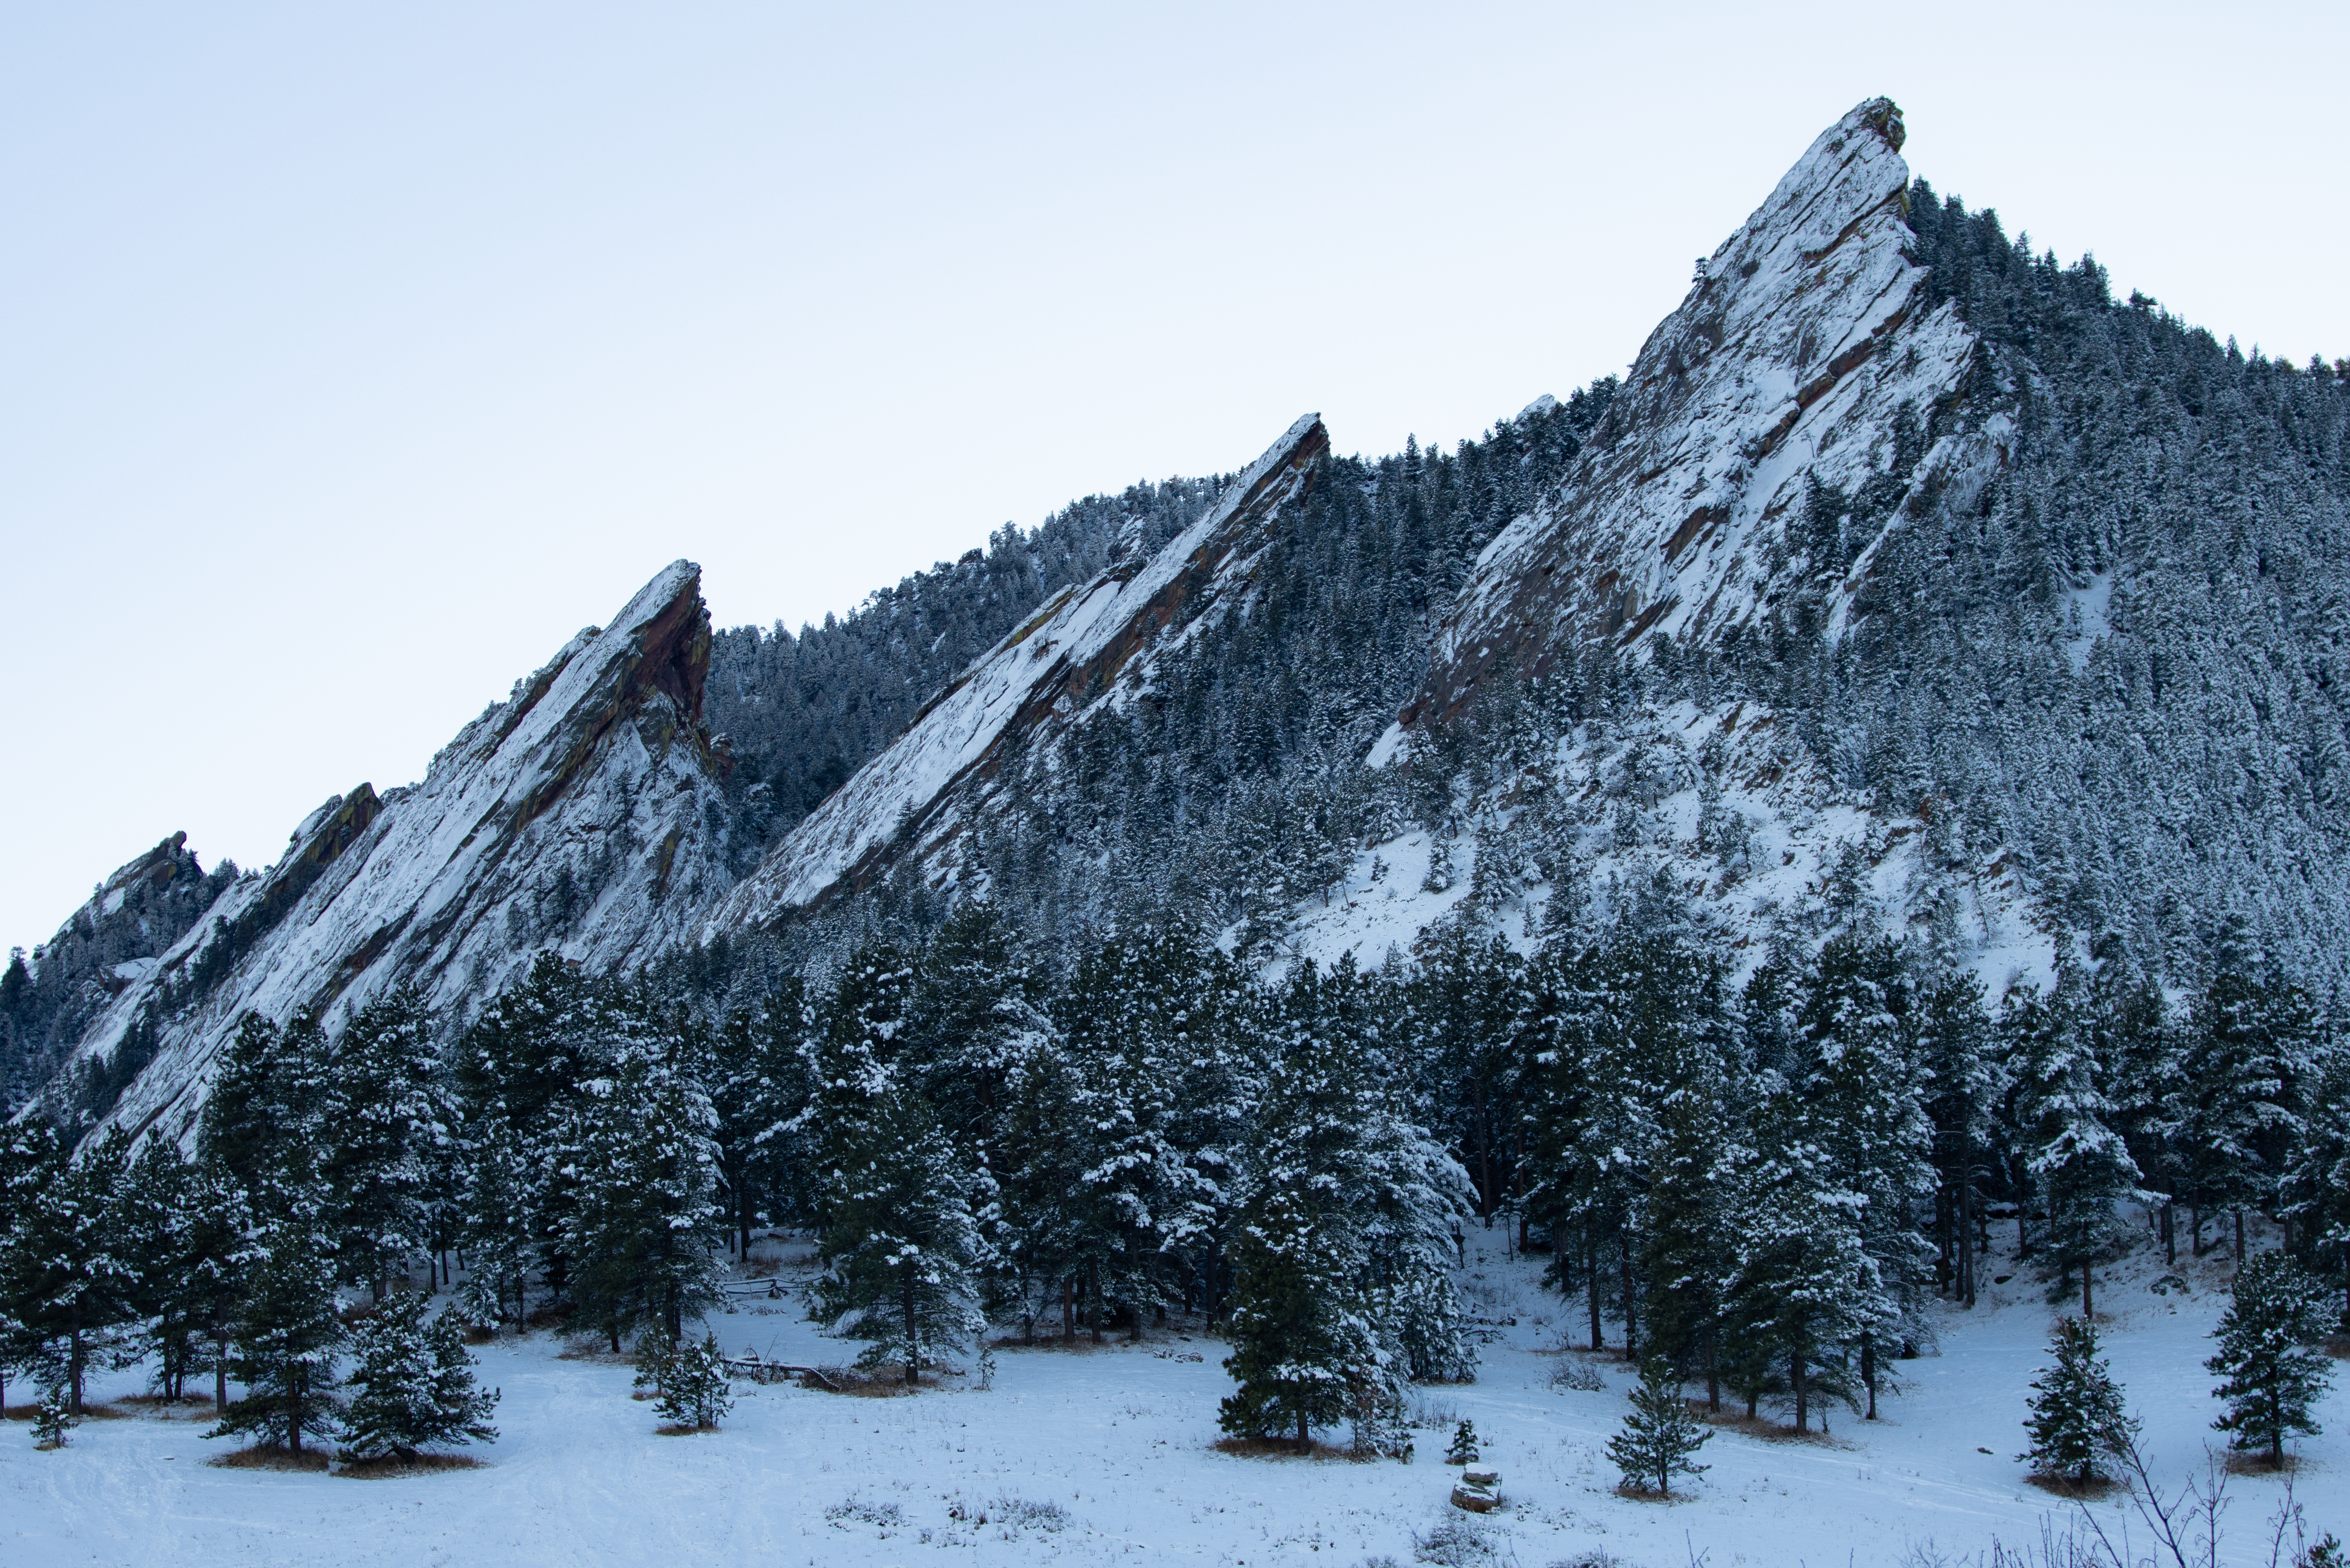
[208,1444,331,1473]
[1210,1434,1357,1461]
[2020,1471,2122,1499]
[336,1452,487,1479]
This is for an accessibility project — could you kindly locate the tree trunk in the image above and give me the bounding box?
[289,1363,304,1454]
[2082,1221,2094,1319]
[1297,1406,1310,1454]
[69,1324,85,1415]
[1620,1233,1637,1360]
[905,1269,920,1386]
[1792,1351,1808,1433]
[1588,1232,1603,1351]
[1958,1178,1976,1307]
[1862,1331,1878,1420]
[2162,1202,2175,1266]
[1062,1277,1075,1343]
[215,1335,229,1411]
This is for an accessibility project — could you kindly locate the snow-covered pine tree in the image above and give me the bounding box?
[1523,937,1657,1356]
[321,988,444,1301]
[2008,966,2140,1317]
[341,1292,499,1461]
[1719,1125,1874,1434]
[634,1329,733,1429]
[31,1379,76,1448]
[1607,1360,1712,1496]
[1048,930,1224,1341]
[2019,1316,2136,1485]
[114,1137,239,1403]
[3,1125,135,1414]
[451,954,623,1318]
[1918,967,1999,1306]
[563,1010,727,1351]
[0,1119,66,1415]
[706,980,811,1260]
[1220,960,1466,1451]
[2206,1252,2335,1464]
[1788,934,1933,1419]
[2174,919,2316,1262]
[2280,1043,2350,1332]
[209,1189,346,1456]
[806,1074,985,1385]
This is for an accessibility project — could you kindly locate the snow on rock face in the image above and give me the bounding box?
[714,414,1330,929]
[40,561,737,1148]
[1411,97,1982,723]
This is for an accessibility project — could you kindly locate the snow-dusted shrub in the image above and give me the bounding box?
[824,1497,906,1529]
[1550,1359,1606,1392]
[1413,1514,1499,1566]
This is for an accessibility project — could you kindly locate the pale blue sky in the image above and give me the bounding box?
[5,2,2344,952]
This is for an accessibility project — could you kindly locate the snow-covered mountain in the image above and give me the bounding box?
[25,562,738,1143]
[18,93,2350,1134]
[1410,98,1981,722]
[711,413,1329,928]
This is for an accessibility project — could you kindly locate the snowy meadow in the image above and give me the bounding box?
[10,1231,2340,1568]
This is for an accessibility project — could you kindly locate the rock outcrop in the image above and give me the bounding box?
[35,561,737,1146]
[1407,98,1988,725]
[713,414,1329,928]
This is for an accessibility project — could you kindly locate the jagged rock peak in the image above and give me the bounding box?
[1410,97,1981,725]
[713,413,1328,927]
[36,559,735,1147]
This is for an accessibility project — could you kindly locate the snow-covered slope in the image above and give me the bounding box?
[713,414,1329,928]
[1410,97,1985,724]
[34,562,738,1146]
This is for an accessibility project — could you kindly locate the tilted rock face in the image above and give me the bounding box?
[1409,98,1988,725]
[713,414,1329,928]
[38,561,737,1146]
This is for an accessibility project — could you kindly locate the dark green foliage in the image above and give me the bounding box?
[2019,1317,2136,1484]
[1607,1361,1712,1495]
[2206,1253,2334,1462]
[1444,1418,1480,1465]
[634,1330,733,1429]
[562,1021,726,1350]
[208,1204,346,1454]
[320,989,446,1298]
[341,1293,499,1460]
[1,1125,135,1413]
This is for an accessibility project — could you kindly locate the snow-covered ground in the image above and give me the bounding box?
[8,1235,2341,1568]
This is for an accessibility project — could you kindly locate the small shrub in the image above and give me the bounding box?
[1551,1360,1606,1392]
[825,1496,906,1529]
[1415,1513,1498,1566]
[633,1332,733,1431]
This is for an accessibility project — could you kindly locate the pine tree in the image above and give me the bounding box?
[2174,922,2315,1261]
[1217,964,1463,1450]
[563,1015,726,1351]
[321,988,444,1300]
[635,1329,733,1429]
[31,1380,77,1448]
[4,1125,135,1413]
[808,1086,985,1386]
[1607,1360,1712,1495]
[2008,968,2140,1317]
[1444,1417,1481,1465]
[209,1200,346,1455]
[2019,1317,2136,1485]
[1788,934,1932,1420]
[341,1292,499,1460]
[2206,1253,2334,1464]
[2280,1043,2350,1332]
